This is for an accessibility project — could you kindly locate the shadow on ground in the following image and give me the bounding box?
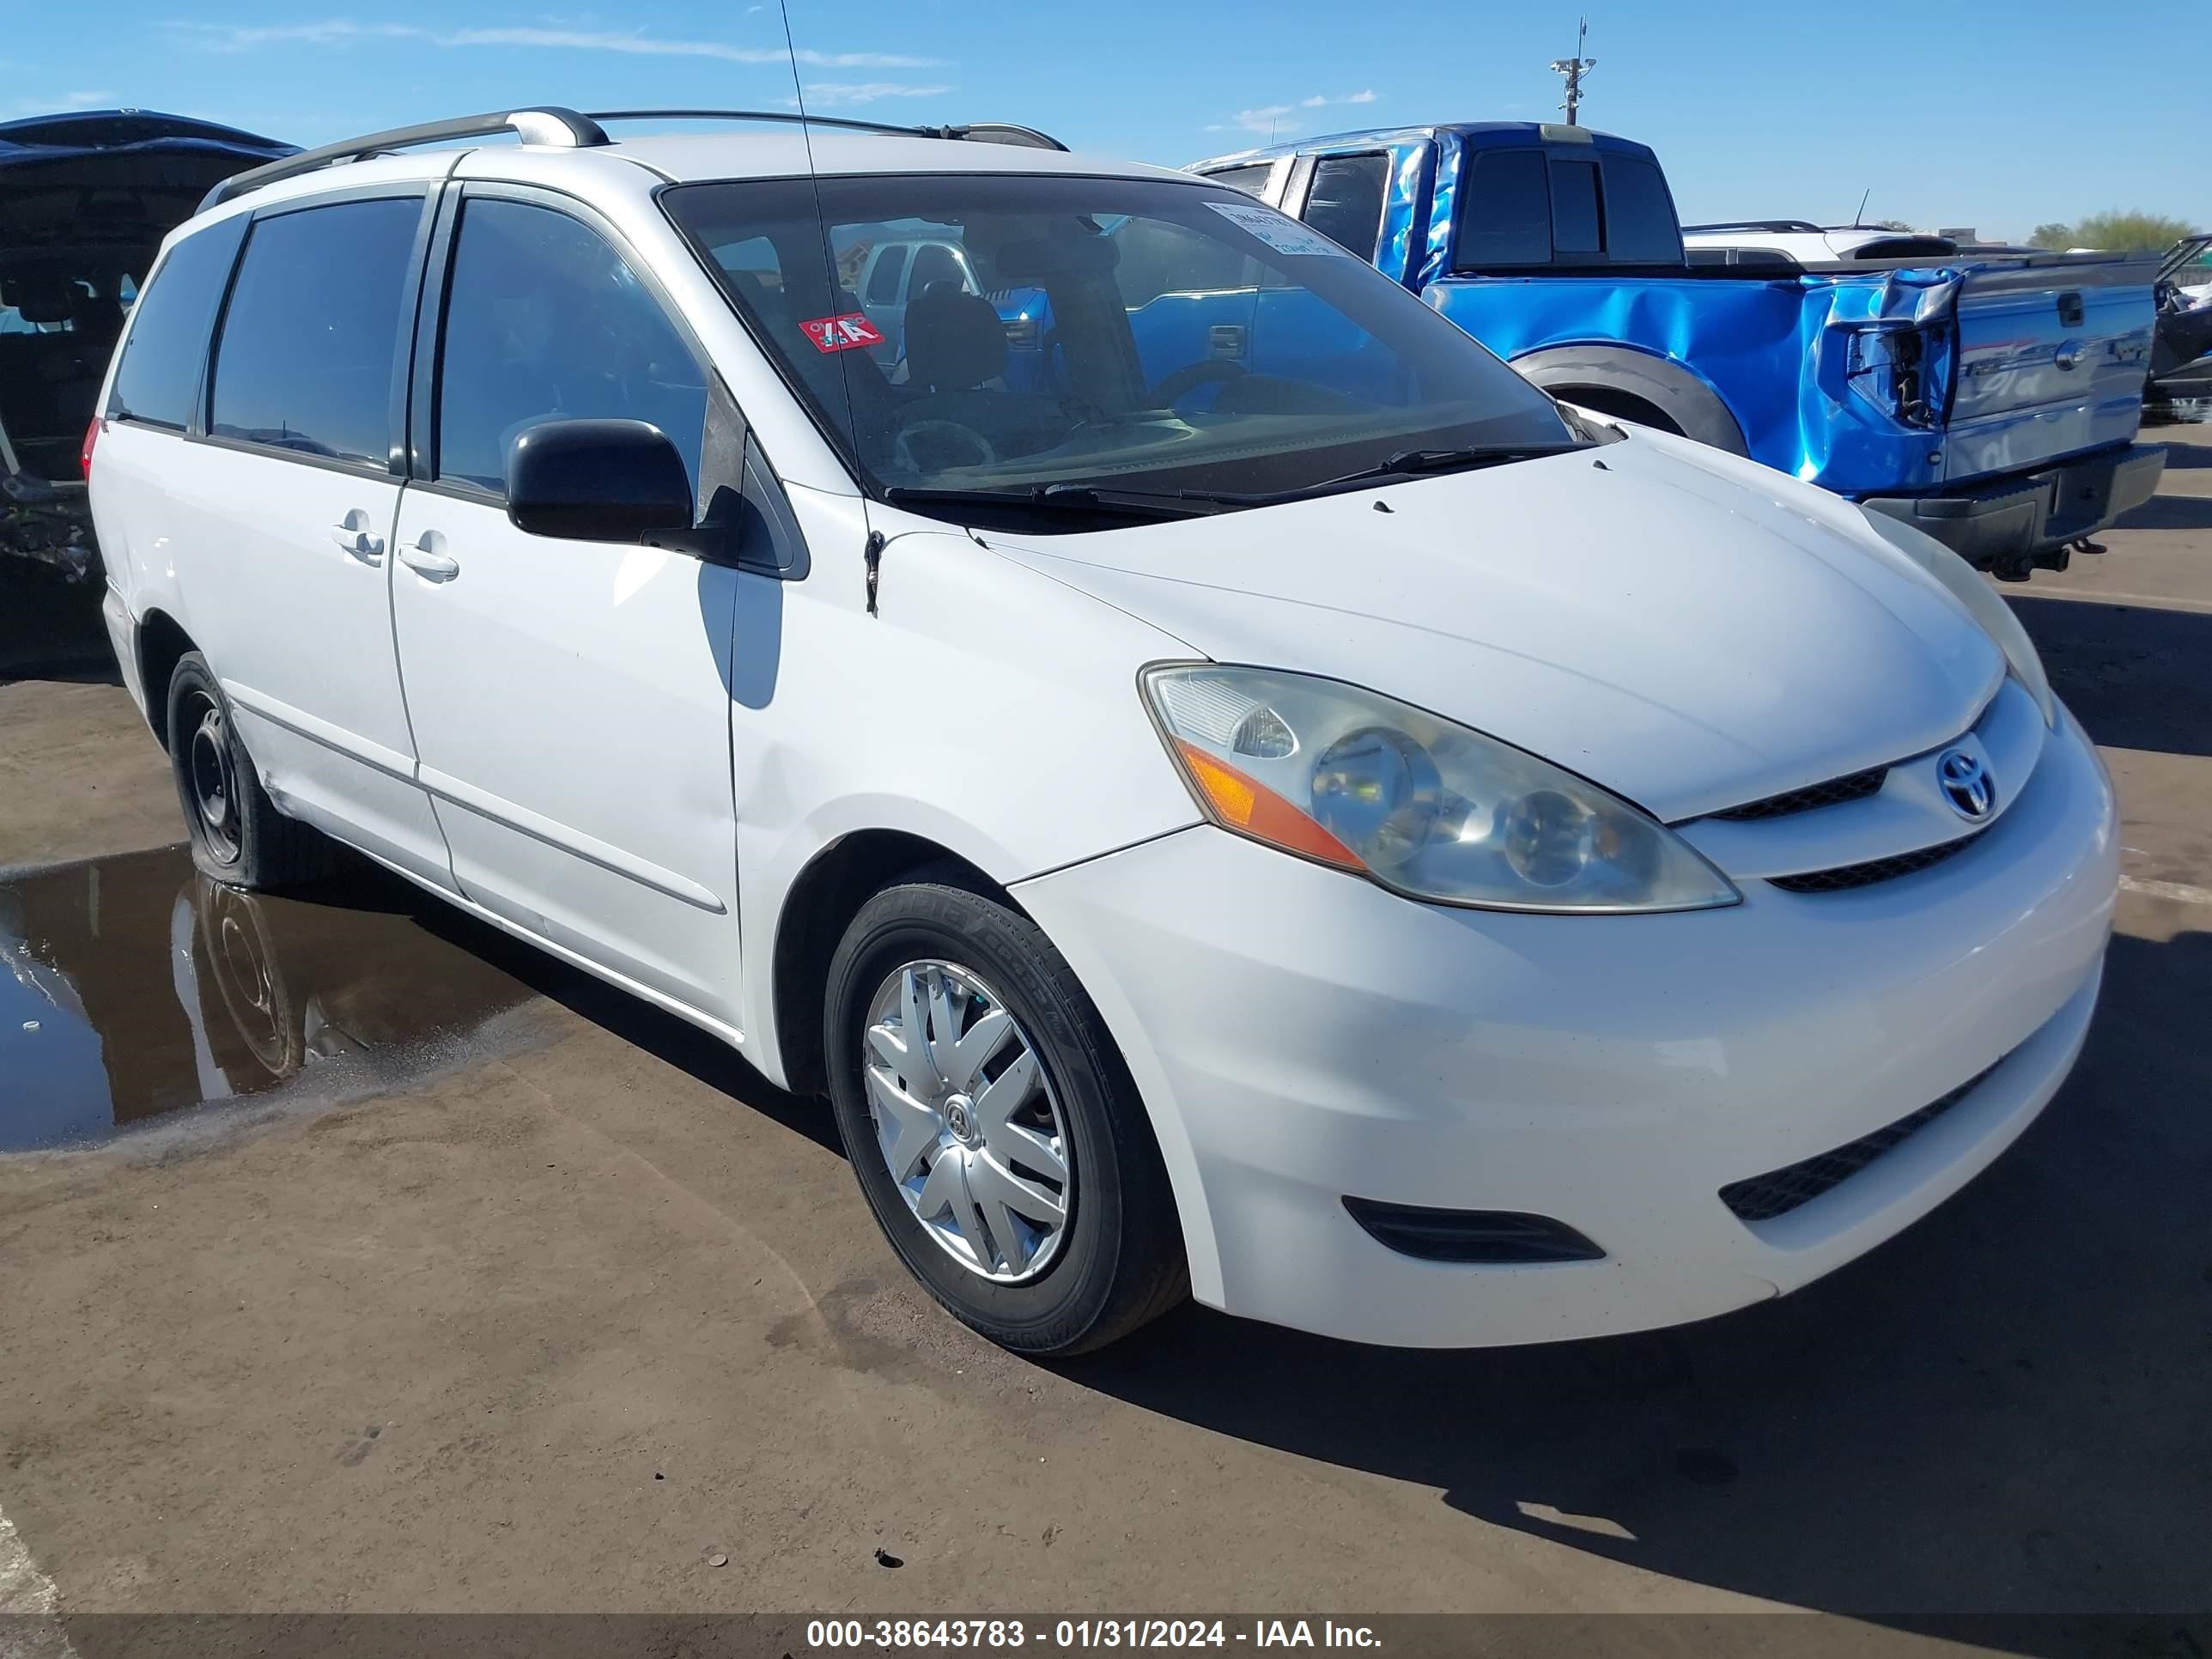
[2147,439,2212,469]
[2113,493,2212,532]
[2009,594,2212,759]
[0,560,115,683]
[1060,924,2212,1639]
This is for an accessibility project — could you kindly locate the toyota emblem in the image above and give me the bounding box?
[1937,749,1995,820]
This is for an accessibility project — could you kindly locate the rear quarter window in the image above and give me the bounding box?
[107,217,248,431]
[1201,162,1273,200]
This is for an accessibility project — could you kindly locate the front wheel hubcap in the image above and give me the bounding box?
[862,960,1071,1283]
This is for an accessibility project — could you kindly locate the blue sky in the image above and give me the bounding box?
[5,1,2196,241]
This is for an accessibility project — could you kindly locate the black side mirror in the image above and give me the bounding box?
[504,419,695,542]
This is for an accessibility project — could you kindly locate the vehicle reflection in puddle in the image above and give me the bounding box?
[0,847,536,1152]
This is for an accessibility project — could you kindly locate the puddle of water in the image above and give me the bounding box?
[0,848,537,1152]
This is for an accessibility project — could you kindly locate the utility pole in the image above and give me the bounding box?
[1550,17,1595,125]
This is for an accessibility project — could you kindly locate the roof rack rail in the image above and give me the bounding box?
[1682,219,1824,235]
[199,106,610,212]
[585,109,1066,151]
[197,105,1070,215]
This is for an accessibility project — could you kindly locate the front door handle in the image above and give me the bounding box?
[398,532,459,582]
[331,510,385,562]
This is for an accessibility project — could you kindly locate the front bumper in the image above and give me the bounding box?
[1862,442,2165,576]
[1012,708,2118,1348]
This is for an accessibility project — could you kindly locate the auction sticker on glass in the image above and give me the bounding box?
[1204,199,1352,257]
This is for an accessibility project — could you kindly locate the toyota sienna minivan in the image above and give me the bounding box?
[85,107,2118,1355]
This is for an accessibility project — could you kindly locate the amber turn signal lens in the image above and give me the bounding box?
[1175,741,1364,870]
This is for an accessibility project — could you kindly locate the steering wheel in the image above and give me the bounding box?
[892,420,1000,474]
[1148,357,1249,408]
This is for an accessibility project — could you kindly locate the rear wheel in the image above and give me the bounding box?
[824,874,1187,1354]
[166,653,336,890]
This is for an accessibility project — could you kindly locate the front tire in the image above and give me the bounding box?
[824,873,1187,1355]
[166,652,336,890]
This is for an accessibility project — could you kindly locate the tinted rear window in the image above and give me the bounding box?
[108,218,246,430]
[1549,159,1601,257]
[1600,155,1681,263]
[209,197,421,465]
[1455,149,1551,267]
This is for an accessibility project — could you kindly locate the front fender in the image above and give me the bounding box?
[728,519,1204,1086]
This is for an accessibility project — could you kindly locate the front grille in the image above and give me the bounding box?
[1719,1061,2002,1223]
[1768,832,1984,894]
[1711,765,1888,822]
[1342,1199,1604,1264]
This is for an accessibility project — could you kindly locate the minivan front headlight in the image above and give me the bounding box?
[1141,665,1740,914]
[1858,508,2056,726]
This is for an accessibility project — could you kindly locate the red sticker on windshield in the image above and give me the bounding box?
[800,313,884,353]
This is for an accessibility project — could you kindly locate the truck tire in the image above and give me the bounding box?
[1510,346,1750,457]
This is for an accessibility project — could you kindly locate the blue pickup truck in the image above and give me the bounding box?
[1176,122,2165,579]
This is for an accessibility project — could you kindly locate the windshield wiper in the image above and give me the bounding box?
[1282,444,1587,499]
[881,483,1229,521]
[879,445,1583,524]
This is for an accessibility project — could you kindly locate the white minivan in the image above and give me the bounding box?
[87,108,2118,1355]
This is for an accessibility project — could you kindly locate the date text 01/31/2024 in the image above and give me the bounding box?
[805,1619,1383,1649]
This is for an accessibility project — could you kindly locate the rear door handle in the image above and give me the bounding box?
[398,532,459,582]
[331,511,385,562]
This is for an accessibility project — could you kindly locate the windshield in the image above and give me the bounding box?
[662,173,1577,518]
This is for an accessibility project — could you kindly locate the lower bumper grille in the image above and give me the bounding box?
[1342,1199,1604,1263]
[1719,1060,2002,1223]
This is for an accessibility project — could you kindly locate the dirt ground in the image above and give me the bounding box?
[1,428,2209,1651]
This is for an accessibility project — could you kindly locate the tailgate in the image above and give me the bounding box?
[1943,254,2156,484]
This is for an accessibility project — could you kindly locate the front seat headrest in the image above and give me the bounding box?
[3,276,74,326]
[904,282,1007,392]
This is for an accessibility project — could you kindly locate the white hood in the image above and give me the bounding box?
[977,431,2003,823]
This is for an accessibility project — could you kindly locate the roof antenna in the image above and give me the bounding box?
[1550,18,1595,125]
[1853,186,1871,228]
[777,0,883,615]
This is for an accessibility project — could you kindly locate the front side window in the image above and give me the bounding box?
[434,197,708,496]
[1299,153,1392,261]
[908,242,969,297]
[209,197,420,464]
[865,244,908,305]
[663,173,1576,520]
[108,218,246,430]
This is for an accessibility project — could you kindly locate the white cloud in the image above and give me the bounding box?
[8,89,116,116]
[1207,90,1380,136]
[166,20,943,69]
[788,81,954,108]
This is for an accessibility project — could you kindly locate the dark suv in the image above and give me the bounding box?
[2,109,289,582]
